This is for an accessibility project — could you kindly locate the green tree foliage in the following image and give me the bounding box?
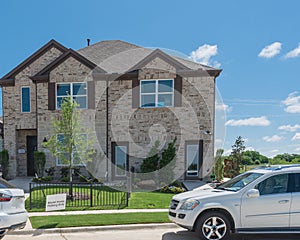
[140,140,160,173]
[242,150,269,165]
[44,96,96,186]
[158,138,177,184]
[214,149,224,181]
[230,136,245,176]
[34,151,46,178]
[270,153,300,164]
[140,138,177,185]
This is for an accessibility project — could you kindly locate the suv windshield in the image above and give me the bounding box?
[216,172,263,192]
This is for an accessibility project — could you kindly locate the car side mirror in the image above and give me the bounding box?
[247,189,260,198]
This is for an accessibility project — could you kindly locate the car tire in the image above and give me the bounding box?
[195,211,231,240]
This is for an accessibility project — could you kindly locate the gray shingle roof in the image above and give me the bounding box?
[77,40,218,73]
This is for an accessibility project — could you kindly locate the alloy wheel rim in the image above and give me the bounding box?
[202,216,227,240]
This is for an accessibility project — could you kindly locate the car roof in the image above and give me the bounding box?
[250,164,300,174]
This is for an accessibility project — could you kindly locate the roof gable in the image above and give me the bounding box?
[128,49,190,72]
[1,39,68,80]
[31,49,106,82]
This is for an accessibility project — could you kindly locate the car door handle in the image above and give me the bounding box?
[278,200,289,204]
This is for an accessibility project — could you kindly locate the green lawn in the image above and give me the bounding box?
[128,192,174,209]
[26,191,174,212]
[30,212,171,229]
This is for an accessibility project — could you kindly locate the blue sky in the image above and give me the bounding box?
[1,0,300,157]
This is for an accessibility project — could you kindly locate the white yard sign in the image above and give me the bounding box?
[46,193,67,212]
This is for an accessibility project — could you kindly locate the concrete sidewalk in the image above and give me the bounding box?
[9,209,171,235]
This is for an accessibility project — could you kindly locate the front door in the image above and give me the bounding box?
[27,136,37,176]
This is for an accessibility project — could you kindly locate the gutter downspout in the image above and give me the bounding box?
[106,76,109,182]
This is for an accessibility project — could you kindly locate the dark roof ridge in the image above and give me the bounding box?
[31,48,106,82]
[1,39,68,80]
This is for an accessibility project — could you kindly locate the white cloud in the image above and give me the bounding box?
[295,147,300,152]
[292,133,300,141]
[263,135,284,142]
[282,92,300,113]
[225,116,271,127]
[189,44,220,68]
[258,42,282,58]
[278,124,300,132]
[285,43,300,59]
[215,103,230,112]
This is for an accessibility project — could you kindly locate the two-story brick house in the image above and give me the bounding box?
[0,39,221,183]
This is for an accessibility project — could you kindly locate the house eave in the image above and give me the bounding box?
[0,78,15,86]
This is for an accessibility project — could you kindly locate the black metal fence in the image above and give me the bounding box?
[29,182,128,210]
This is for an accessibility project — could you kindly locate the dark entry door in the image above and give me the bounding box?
[27,136,37,176]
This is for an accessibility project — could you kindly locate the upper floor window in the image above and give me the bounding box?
[140,79,174,108]
[21,87,30,112]
[56,82,87,109]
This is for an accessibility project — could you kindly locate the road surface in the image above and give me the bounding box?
[5,226,300,240]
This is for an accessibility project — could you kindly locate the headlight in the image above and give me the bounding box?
[180,199,200,210]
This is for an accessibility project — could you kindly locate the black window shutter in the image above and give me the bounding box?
[87,81,95,109]
[48,82,56,110]
[174,75,182,107]
[132,79,140,108]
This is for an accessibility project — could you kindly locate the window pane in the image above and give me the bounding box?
[73,83,87,96]
[56,97,65,109]
[57,84,70,96]
[295,174,300,192]
[115,146,127,176]
[256,174,288,195]
[158,80,173,93]
[186,144,199,176]
[141,81,155,93]
[141,94,155,107]
[73,96,87,109]
[158,94,173,107]
[21,87,30,112]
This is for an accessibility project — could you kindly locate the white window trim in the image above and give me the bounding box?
[140,79,174,108]
[56,133,87,167]
[21,86,31,113]
[186,144,199,177]
[55,82,87,110]
[115,145,128,177]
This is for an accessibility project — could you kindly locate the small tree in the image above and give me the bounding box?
[140,140,160,173]
[214,149,224,181]
[44,96,95,198]
[34,151,46,178]
[158,138,177,185]
[230,136,245,176]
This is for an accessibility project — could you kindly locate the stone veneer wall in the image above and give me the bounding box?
[3,47,64,178]
[102,60,215,181]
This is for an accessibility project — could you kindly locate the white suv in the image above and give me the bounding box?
[0,178,28,239]
[169,165,300,240]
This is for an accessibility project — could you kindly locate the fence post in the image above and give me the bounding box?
[90,182,93,207]
[29,183,32,210]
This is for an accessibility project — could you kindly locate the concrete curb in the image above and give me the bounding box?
[8,223,179,235]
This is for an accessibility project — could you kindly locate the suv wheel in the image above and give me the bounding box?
[195,211,231,240]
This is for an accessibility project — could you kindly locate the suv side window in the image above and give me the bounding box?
[294,173,300,192]
[255,174,289,195]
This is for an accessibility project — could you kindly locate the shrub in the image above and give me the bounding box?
[34,151,46,177]
[0,150,9,179]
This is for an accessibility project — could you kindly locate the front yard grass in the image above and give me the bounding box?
[30,212,170,229]
[26,191,174,212]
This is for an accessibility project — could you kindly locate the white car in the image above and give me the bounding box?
[0,178,28,239]
[169,165,300,240]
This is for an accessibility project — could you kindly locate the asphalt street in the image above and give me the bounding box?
[5,226,300,240]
